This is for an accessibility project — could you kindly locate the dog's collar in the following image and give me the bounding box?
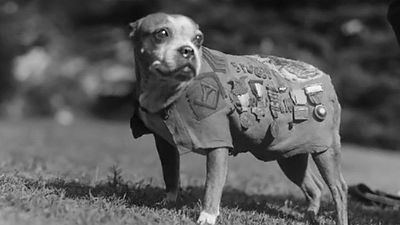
[138,104,171,120]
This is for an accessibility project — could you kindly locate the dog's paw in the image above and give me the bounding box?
[196,211,218,225]
[164,192,178,203]
[305,211,321,225]
[155,192,178,208]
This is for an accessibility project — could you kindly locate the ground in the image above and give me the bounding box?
[0,119,399,225]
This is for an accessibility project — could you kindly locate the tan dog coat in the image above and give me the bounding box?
[131,47,340,161]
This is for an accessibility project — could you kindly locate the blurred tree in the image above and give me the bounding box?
[0,0,399,148]
[388,0,400,45]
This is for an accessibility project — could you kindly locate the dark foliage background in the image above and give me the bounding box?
[0,0,399,150]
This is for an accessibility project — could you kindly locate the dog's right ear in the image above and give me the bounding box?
[129,19,142,39]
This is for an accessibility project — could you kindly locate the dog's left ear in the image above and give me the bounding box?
[129,19,142,38]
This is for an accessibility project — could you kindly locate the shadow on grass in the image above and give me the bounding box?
[23,174,303,221]
[24,175,400,225]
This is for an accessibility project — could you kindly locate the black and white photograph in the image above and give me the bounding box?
[0,0,399,224]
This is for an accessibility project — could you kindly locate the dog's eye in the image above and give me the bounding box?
[153,28,170,43]
[193,34,203,47]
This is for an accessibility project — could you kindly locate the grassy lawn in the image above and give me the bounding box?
[0,119,399,225]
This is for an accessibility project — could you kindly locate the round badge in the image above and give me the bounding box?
[314,104,327,121]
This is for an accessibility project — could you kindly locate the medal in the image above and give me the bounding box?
[240,111,256,130]
[314,104,327,121]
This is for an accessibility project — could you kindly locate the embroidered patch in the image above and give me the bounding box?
[266,56,323,81]
[230,60,269,79]
[186,72,226,120]
[230,62,242,73]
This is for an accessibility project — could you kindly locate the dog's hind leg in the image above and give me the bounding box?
[312,145,348,225]
[154,134,180,204]
[278,154,324,224]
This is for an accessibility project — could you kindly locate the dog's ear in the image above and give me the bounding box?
[129,19,142,39]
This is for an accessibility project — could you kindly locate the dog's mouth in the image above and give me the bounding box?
[150,61,196,82]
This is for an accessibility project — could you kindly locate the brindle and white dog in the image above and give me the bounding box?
[129,13,348,225]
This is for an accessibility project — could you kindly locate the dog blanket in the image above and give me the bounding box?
[131,47,340,160]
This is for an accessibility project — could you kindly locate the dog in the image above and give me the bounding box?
[129,12,348,225]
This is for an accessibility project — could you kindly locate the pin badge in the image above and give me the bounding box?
[240,111,256,130]
[290,89,307,105]
[293,105,309,121]
[251,107,265,120]
[314,104,327,121]
[238,93,250,111]
[270,120,279,138]
[278,86,287,93]
[305,84,324,105]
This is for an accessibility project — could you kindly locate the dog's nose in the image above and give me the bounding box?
[178,46,194,59]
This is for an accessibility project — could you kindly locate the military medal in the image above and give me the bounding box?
[240,111,256,130]
[237,93,250,111]
[304,84,323,105]
[270,120,279,138]
[229,77,248,96]
[290,89,307,105]
[280,98,294,113]
[248,80,264,99]
[293,105,309,121]
[278,86,287,93]
[229,77,250,112]
[268,89,280,119]
[251,107,265,120]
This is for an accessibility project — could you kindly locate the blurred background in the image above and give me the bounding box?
[0,0,399,150]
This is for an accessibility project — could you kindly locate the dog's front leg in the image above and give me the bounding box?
[197,147,229,225]
[154,134,180,204]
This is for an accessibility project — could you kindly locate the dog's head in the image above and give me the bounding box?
[130,13,203,112]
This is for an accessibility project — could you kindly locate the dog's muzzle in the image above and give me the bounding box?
[150,60,197,82]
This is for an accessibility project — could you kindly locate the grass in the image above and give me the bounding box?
[0,118,399,225]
